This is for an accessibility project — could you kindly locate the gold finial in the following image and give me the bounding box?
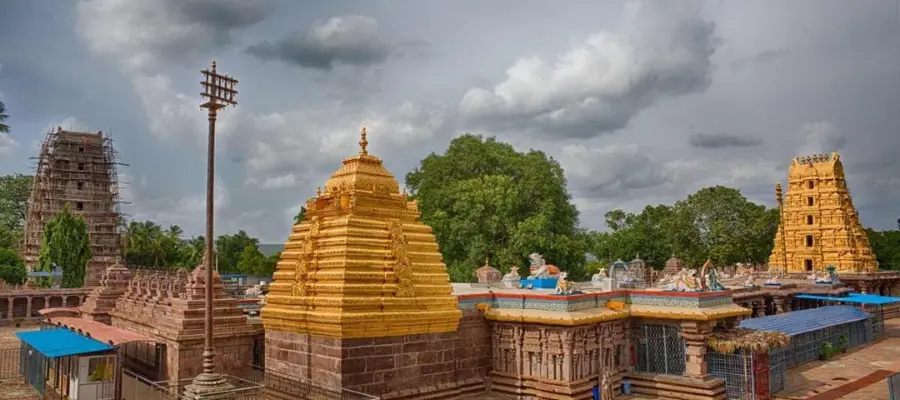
[484,256,490,267]
[359,126,369,155]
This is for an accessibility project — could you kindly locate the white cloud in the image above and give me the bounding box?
[459,0,716,138]
[0,133,18,155]
[76,0,273,72]
[560,144,668,196]
[43,116,89,133]
[798,121,845,155]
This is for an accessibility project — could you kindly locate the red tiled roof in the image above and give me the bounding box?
[38,307,80,316]
[44,316,158,345]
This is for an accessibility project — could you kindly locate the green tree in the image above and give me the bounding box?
[36,204,92,288]
[236,244,267,275]
[671,186,778,267]
[0,248,27,285]
[215,231,259,273]
[0,174,33,249]
[0,101,9,133]
[406,135,585,282]
[294,207,306,224]
[585,186,779,270]
[867,228,900,270]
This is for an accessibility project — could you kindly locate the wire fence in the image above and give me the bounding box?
[889,371,899,400]
[632,323,686,376]
[708,349,786,400]
[782,319,872,369]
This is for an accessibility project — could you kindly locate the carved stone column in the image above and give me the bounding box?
[681,321,713,378]
[6,298,12,319]
[25,297,32,318]
[773,297,785,314]
[562,330,573,381]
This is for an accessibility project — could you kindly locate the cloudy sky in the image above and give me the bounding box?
[1,0,898,243]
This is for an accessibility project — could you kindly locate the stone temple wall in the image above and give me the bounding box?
[265,310,491,398]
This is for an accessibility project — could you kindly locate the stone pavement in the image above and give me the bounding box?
[776,318,900,399]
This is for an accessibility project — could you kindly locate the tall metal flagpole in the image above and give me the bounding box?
[191,61,238,389]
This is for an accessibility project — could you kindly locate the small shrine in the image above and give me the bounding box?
[473,257,502,283]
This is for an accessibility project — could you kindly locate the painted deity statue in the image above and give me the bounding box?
[707,267,726,291]
[658,269,700,292]
[527,253,559,279]
[591,267,608,284]
[744,273,756,288]
[502,265,521,288]
[765,273,782,285]
[555,272,578,295]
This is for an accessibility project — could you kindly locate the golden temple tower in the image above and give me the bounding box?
[262,127,461,339]
[768,152,878,273]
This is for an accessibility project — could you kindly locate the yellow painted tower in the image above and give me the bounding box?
[261,127,461,338]
[769,152,878,273]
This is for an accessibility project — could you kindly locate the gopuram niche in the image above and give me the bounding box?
[262,128,465,396]
[769,153,878,273]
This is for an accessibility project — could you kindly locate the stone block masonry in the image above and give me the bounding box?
[265,312,491,399]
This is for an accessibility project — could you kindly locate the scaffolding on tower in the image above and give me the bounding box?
[21,127,129,288]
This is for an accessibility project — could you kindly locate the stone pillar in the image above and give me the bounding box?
[752,301,765,318]
[681,321,713,378]
[7,298,12,319]
[26,297,32,318]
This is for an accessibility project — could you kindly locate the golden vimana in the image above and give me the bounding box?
[769,152,878,273]
[261,127,461,338]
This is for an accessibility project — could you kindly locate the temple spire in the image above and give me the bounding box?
[359,126,369,155]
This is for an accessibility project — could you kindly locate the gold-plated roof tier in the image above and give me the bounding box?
[769,152,878,273]
[261,127,461,338]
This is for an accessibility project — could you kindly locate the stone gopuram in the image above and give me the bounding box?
[769,153,878,273]
[262,128,480,398]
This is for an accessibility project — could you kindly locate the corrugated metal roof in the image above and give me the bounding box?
[794,293,900,305]
[739,305,871,336]
[16,329,115,358]
[46,317,158,345]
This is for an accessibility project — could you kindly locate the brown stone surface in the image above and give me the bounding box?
[80,262,131,324]
[488,319,629,399]
[110,266,260,381]
[265,311,490,399]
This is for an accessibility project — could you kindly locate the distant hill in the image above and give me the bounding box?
[257,244,285,257]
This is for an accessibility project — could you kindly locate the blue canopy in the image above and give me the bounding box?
[16,329,115,358]
[794,293,900,305]
[739,305,871,337]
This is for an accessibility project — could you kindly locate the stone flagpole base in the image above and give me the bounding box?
[182,373,235,400]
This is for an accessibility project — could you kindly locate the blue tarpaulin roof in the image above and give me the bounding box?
[738,305,871,336]
[16,329,115,358]
[794,293,900,305]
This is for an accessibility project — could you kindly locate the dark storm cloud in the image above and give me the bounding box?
[174,0,275,30]
[246,15,392,70]
[689,132,763,149]
[730,48,791,70]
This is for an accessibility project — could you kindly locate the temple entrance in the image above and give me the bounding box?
[805,259,813,271]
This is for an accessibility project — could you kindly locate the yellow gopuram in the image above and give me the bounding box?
[769,152,878,273]
[261,127,461,338]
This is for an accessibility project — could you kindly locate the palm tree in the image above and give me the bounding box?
[0,101,9,133]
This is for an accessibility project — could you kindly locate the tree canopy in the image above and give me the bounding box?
[586,186,780,269]
[405,134,586,282]
[0,248,26,286]
[0,174,32,249]
[36,203,92,288]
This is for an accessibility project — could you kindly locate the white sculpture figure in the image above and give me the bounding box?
[591,267,608,286]
[744,273,756,288]
[244,283,264,297]
[528,253,553,279]
[657,269,700,291]
[765,274,781,285]
[807,272,818,281]
[555,271,576,295]
[502,266,521,288]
